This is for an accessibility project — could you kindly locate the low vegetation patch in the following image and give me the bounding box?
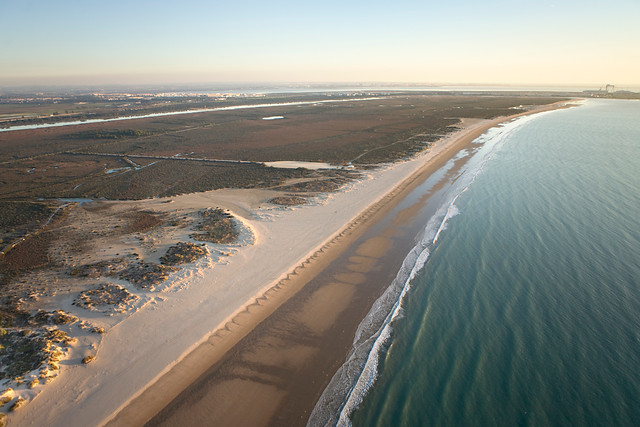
[0,331,50,380]
[73,283,138,312]
[119,261,179,289]
[190,208,239,244]
[32,310,78,326]
[0,389,12,406]
[69,129,153,140]
[160,242,208,266]
[124,211,164,233]
[0,201,55,245]
[0,326,72,383]
[69,258,128,278]
[268,195,308,206]
[9,397,25,412]
[0,232,54,285]
[0,306,31,328]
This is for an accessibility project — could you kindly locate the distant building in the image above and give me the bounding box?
[583,83,615,98]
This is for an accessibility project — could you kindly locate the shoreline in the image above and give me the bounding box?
[107,101,574,426]
[7,101,574,427]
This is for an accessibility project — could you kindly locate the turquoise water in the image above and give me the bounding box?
[344,100,640,426]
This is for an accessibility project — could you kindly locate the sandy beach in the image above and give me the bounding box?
[6,101,572,427]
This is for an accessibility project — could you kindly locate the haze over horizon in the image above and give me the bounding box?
[1,0,639,89]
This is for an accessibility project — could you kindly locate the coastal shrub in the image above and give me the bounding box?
[33,310,78,326]
[0,201,55,231]
[69,258,128,278]
[160,242,208,266]
[73,283,137,311]
[9,397,25,412]
[0,232,53,279]
[0,330,50,379]
[119,261,179,289]
[268,195,308,206]
[190,208,239,244]
[0,306,33,328]
[69,129,153,140]
[0,389,12,406]
[47,329,75,346]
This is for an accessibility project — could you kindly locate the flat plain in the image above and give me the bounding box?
[0,95,560,201]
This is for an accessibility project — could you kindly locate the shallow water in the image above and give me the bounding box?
[321,99,640,426]
[263,160,337,169]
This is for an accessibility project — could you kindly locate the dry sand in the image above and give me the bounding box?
[7,101,572,427]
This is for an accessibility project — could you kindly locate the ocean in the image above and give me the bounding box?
[310,99,640,426]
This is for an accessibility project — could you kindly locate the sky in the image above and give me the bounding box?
[1,0,639,88]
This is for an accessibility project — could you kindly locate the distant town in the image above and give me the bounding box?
[1,84,638,130]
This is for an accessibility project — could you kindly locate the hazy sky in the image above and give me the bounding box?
[1,0,639,88]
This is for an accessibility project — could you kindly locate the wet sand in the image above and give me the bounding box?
[149,165,473,426]
[107,103,573,427]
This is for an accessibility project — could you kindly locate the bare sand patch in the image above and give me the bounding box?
[355,236,393,258]
[296,282,356,335]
